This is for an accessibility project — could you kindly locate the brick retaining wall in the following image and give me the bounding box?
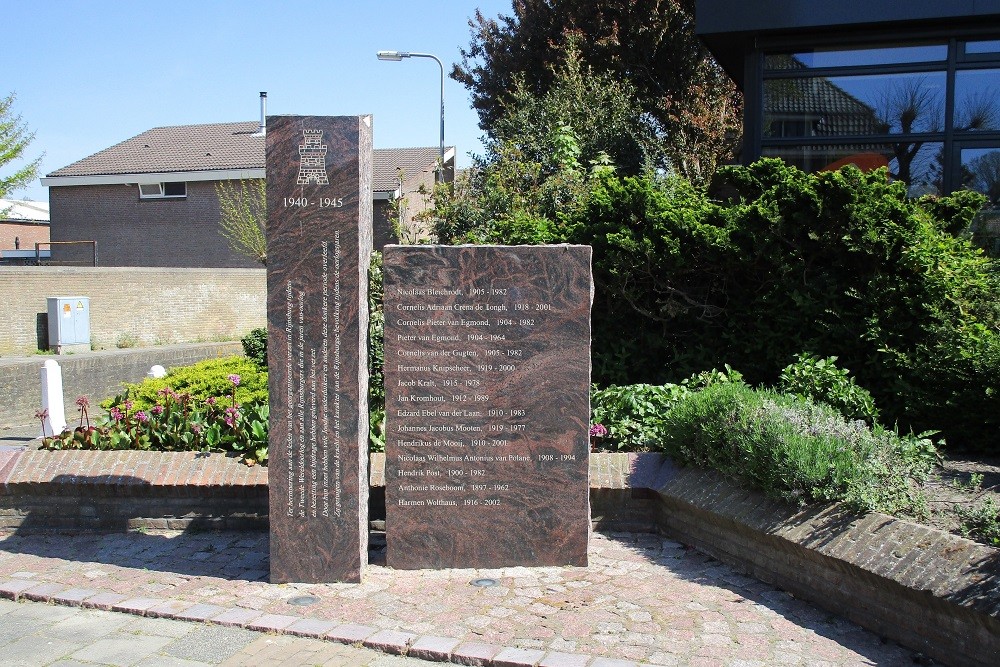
[0,450,996,666]
[0,266,265,355]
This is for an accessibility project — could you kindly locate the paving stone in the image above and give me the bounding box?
[172,603,226,621]
[135,657,213,667]
[0,578,35,598]
[493,646,548,667]
[246,612,300,632]
[211,606,264,626]
[21,581,65,599]
[162,624,260,663]
[70,634,173,667]
[43,608,132,642]
[539,651,590,667]
[0,635,86,666]
[451,641,505,665]
[122,615,198,638]
[82,592,127,610]
[327,622,379,643]
[364,629,417,655]
[408,634,461,659]
[286,617,338,637]
[114,596,165,614]
[52,588,100,606]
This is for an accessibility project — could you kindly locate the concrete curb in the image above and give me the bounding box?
[0,580,628,667]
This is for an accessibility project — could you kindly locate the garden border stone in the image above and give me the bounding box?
[0,450,996,666]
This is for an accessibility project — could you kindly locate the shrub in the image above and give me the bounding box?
[103,356,267,412]
[242,328,268,367]
[778,353,879,423]
[567,160,1000,451]
[658,381,937,516]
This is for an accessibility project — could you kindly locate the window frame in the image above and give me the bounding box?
[752,31,1000,196]
[137,182,187,200]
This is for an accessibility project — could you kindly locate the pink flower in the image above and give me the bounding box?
[35,408,49,420]
[135,411,148,423]
[224,406,240,427]
[151,405,164,416]
[205,397,217,406]
[124,400,134,411]
[589,423,608,438]
[227,374,241,387]
[75,396,90,408]
[109,407,123,422]
[191,423,203,434]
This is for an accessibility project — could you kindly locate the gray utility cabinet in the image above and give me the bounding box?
[47,296,91,354]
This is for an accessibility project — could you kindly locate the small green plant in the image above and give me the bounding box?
[778,353,879,423]
[956,497,1000,546]
[116,332,139,349]
[241,328,268,368]
[590,383,690,451]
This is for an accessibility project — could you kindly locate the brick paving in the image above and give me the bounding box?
[0,528,928,666]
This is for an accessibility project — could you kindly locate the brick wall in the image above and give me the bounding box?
[49,182,259,268]
[0,266,265,355]
[0,221,49,254]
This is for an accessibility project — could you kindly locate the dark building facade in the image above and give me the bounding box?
[697,1,1000,201]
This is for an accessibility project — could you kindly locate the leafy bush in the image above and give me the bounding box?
[567,160,1000,451]
[591,367,745,450]
[591,383,689,450]
[778,353,879,423]
[658,381,937,516]
[242,328,268,367]
[103,356,267,411]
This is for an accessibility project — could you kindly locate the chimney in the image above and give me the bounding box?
[255,92,267,136]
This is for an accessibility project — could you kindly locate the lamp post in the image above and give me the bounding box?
[376,50,445,181]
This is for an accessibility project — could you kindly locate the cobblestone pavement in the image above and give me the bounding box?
[0,529,930,666]
[0,597,441,666]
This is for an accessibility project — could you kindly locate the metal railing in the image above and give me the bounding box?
[34,241,98,266]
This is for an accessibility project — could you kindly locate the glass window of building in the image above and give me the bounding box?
[760,40,1000,199]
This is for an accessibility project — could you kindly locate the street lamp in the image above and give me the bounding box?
[376,50,445,181]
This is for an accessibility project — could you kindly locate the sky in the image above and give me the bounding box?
[4,0,513,202]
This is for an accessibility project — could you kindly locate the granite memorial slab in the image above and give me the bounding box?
[266,115,372,583]
[383,244,592,568]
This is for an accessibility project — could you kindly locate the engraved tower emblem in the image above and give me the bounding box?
[296,129,329,185]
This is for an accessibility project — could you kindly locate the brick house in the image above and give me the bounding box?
[41,122,455,267]
[0,199,50,264]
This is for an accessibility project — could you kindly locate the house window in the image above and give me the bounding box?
[758,38,1000,197]
[138,182,186,199]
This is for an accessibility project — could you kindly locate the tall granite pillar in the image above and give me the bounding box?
[266,115,372,583]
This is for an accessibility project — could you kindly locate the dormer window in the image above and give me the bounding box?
[138,182,186,199]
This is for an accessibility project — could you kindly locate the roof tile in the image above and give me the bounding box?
[46,122,449,193]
